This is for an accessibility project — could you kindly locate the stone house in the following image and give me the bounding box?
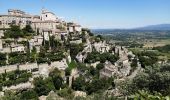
[100,61,117,78]
[11,44,25,52]
[67,22,82,33]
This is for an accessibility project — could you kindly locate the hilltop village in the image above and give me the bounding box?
[0,9,148,99]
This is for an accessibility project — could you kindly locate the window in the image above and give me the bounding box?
[12,20,16,24]
[26,20,31,25]
[0,21,2,25]
[46,15,47,17]
[19,20,22,23]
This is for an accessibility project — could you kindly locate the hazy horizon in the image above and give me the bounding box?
[0,0,170,29]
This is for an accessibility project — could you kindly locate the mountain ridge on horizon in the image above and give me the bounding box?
[91,24,170,31]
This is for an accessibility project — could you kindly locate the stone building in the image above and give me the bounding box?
[93,41,110,53]
[11,44,25,52]
[0,9,80,40]
[0,9,82,54]
[0,9,39,29]
[28,36,43,52]
[31,9,68,40]
[100,61,117,78]
[67,22,82,33]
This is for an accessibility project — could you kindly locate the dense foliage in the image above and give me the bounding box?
[135,51,158,68]
[124,65,170,96]
[72,76,114,95]
[37,50,65,64]
[33,77,53,96]
[8,52,28,64]
[0,53,7,66]
[116,41,143,48]
[85,52,119,64]
[129,90,170,100]
[3,25,34,39]
[19,89,38,100]
[153,45,170,53]
[0,70,32,88]
[69,43,84,59]
[33,68,63,96]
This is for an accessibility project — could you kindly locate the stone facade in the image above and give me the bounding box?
[0,9,39,29]
[0,9,82,54]
[0,9,81,38]
[67,22,82,33]
[0,59,68,77]
[11,44,25,52]
[93,41,110,53]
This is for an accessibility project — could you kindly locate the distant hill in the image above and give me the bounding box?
[91,24,170,34]
[134,24,170,30]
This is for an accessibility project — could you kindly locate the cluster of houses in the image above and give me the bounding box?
[0,9,82,53]
[0,9,81,81]
[0,9,140,98]
[75,37,137,79]
[100,46,136,78]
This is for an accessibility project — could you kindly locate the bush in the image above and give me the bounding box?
[0,53,7,66]
[57,88,73,99]
[52,75,63,90]
[33,77,51,96]
[20,89,38,100]
[72,76,86,91]
[1,70,32,87]
[69,43,84,59]
[126,65,170,96]
[96,63,104,70]
[85,52,119,64]
[153,45,170,53]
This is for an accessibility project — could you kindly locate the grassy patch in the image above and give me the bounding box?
[143,39,170,48]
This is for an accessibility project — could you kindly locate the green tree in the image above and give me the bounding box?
[69,43,84,59]
[0,90,19,100]
[44,40,50,50]
[126,65,170,96]
[20,89,38,100]
[72,76,86,91]
[52,75,63,90]
[33,77,51,96]
[4,25,23,39]
[96,63,104,70]
[131,58,138,71]
[49,35,55,49]
[22,25,34,35]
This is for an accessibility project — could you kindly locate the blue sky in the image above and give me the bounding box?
[0,0,170,29]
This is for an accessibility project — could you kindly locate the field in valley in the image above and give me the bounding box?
[143,38,170,48]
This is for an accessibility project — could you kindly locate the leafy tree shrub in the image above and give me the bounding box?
[126,65,170,96]
[0,70,32,87]
[22,25,34,34]
[129,90,170,100]
[85,52,119,64]
[52,75,63,90]
[20,89,38,100]
[69,43,84,59]
[0,53,6,60]
[33,77,51,96]
[57,88,73,99]
[49,68,63,90]
[96,63,104,70]
[153,45,170,53]
[86,78,111,95]
[72,76,86,91]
